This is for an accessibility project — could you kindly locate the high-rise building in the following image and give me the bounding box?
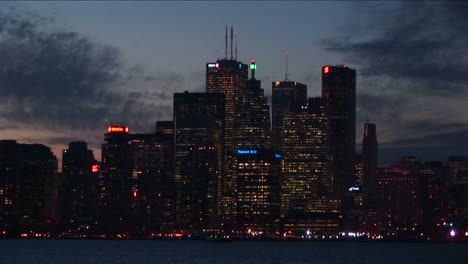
[154,121,176,234]
[206,58,248,220]
[61,141,98,235]
[271,80,307,151]
[0,140,58,235]
[173,92,225,233]
[322,65,356,201]
[281,98,337,216]
[234,60,270,150]
[362,122,378,204]
[236,148,281,238]
[100,126,133,235]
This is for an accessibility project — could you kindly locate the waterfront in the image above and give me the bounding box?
[0,240,466,264]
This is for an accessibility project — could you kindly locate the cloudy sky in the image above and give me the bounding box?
[0,1,467,167]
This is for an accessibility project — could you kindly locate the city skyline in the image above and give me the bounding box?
[0,1,468,166]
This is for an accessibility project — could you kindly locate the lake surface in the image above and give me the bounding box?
[0,240,466,264]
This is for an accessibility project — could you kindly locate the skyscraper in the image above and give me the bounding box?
[173,92,225,233]
[0,140,58,235]
[206,56,248,225]
[100,126,133,235]
[271,80,307,151]
[61,141,98,235]
[281,98,336,215]
[362,122,377,204]
[236,149,281,238]
[322,65,356,202]
[233,60,270,150]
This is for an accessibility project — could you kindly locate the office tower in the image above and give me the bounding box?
[61,141,98,235]
[271,80,307,151]
[281,98,338,216]
[100,126,133,235]
[236,149,281,238]
[322,65,356,201]
[0,140,58,235]
[129,133,159,235]
[234,60,271,150]
[447,156,468,181]
[362,122,378,207]
[155,121,176,234]
[376,166,422,238]
[174,92,225,233]
[420,161,449,239]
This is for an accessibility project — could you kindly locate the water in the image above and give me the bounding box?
[0,240,466,264]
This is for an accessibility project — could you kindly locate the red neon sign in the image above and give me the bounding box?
[324,66,330,74]
[133,191,138,198]
[107,126,129,133]
[92,164,99,173]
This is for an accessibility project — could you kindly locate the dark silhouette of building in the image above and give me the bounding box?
[173,92,225,234]
[100,126,133,235]
[154,121,176,235]
[271,80,307,152]
[362,122,378,206]
[61,141,98,236]
[236,148,281,238]
[322,65,356,203]
[0,140,58,236]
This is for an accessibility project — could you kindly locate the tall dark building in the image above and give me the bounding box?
[362,122,378,204]
[100,126,133,235]
[61,141,98,235]
[271,80,307,151]
[173,92,225,233]
[0,140,58,235]
[234,60,271,150]
[206,58,248,220]
[322,65,356,202]
[281,98,338,216]
[236,149,281,238]
[154,121,176,234]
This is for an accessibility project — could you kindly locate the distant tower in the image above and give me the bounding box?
[322,65,356,203]
[362,122,377,202]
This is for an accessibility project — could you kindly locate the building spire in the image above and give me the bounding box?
[225,25,228,60]
[230,26,234,60]
[235,30,238,61]
[284,50,289,81]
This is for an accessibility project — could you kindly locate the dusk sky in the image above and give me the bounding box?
[0,1,467,167]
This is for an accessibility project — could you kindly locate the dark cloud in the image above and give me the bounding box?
[323,2,468,164]
[324,2,468,94]
[0,8,182,133]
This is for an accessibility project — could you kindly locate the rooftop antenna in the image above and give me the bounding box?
[284,50,289,81]
[230,26,234,60]
[225,25,228,60]
[235,30,238,61]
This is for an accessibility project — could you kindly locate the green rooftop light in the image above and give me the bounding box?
[249,64,257,70]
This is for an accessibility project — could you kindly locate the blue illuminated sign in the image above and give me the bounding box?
[237,149,257,154]
[275,154,282,158]
[239,64,242,69]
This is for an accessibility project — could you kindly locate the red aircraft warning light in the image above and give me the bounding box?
[107,126,129,133]
[92,164,99,173]
[324,66,330,74]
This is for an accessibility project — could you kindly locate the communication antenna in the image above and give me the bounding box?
[225,25,228,60]
[284,50,290,81]
[230,26,234,60]
[235,30,238,61]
